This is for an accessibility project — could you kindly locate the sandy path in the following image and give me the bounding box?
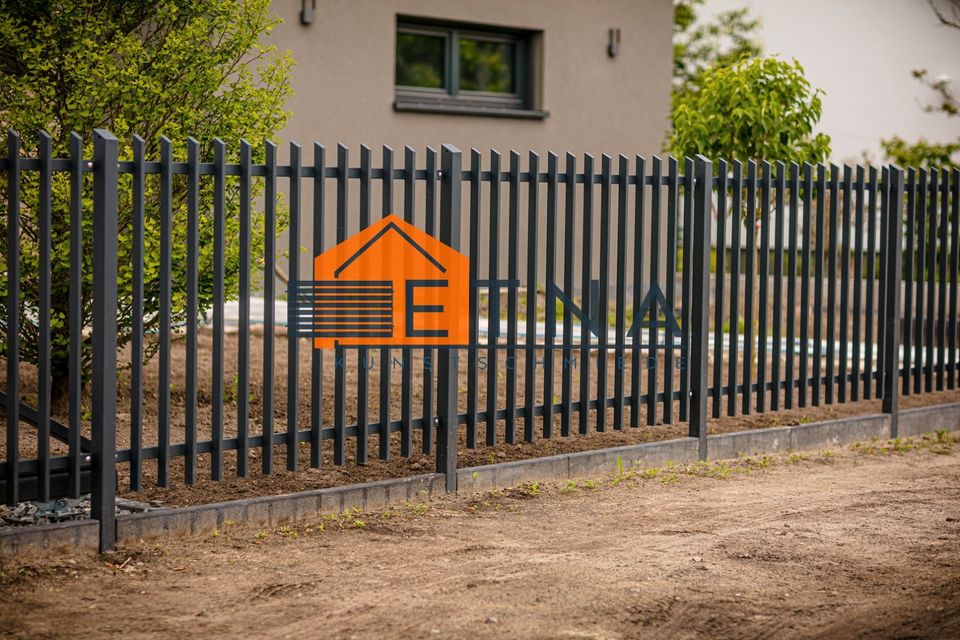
[2,442,959,639]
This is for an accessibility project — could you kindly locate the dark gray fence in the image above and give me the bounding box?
[1,128,957,551]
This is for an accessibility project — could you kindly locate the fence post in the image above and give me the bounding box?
[882,165,904,437]
[689,155,713,460]
[437,144,462,493]
[91,129,119,552]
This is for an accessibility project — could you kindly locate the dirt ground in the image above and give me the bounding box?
[2,433,959,639]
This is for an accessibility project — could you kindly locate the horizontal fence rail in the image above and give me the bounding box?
[1,129,959,550]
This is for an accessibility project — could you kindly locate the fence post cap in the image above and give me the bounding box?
[92,128,118,142]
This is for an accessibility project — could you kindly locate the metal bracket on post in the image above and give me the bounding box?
[91,129,119,552]
[882,165,904,437]
[689,155,713,460]
[436,144,462,493]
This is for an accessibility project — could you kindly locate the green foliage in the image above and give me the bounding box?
[670,57,831,166]
[673,0,762,102]
[881,136,960,169]
[0,1,293,398]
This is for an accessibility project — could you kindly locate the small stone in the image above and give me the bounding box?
[411,463,422,470]
[496,452,506,459]
[485,616,499,624]
[692,556,703,562]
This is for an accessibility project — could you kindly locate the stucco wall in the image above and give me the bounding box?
[271,0,672,158]
[265,0,673,291]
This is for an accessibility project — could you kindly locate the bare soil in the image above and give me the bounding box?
[2,325,960,507]
[2,436,959,639]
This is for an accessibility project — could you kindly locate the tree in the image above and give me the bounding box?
[669,56,831,165]
[880,0,960,167]
[0,0,293,408]
[672,0,762,105]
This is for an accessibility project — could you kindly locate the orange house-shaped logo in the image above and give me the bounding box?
[310,214,470,349]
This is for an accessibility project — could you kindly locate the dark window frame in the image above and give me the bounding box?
[394,17,546,119]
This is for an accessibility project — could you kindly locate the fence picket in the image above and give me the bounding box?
[486,149,502,445]
[544,152,559,437]
[287,142,301,470]
[237,140,252,476]
[712,159,728,419]
[727,161,743,416]
[212,139,226,480]
[785,162,799,409]
[864,166,878,399]
[596,154,612,432]
[630,155,646,426]
[950,169,960,389]
[379,145,393,460]
[262,141,277,475]
[130,135,146,489]
[524,151,540,441]
[357,144,371,465]
[423,147,437,454]
[185,138,200,484]
[937,168,949,390]
[852,166,865,401]
[506,150,520,443]
[771,162,785,410]
[838,166,852,403]
[826,165,839,405]
[903,169,917,395]
[158,137,173,485]
[37,132,52,501]
[401,146,415,456]
[799,163,813,408]
[5,130,20,507]
[757,161,771,412]
[914,169,927,394]
[467,148,481,446]
[614,154,629,429]
[334,143,348,465]
[69,133,83,497]
[664,157,679,423]
[743,161,757,415]
[579,153,595,435]
[311,143,326,467]
[647,156,662,425]
[925,169,938,392]
[561,152,576,436]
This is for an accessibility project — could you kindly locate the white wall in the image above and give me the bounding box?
[703,0,960,163]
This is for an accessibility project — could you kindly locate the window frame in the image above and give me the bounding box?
[395,18,542,117]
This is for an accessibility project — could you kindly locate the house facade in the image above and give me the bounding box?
[271,0,673,158]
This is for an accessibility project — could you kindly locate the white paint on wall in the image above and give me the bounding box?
[703,0,960,162]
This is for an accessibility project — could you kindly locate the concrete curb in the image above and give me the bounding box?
[2,402,958,554]
[0,518,99,555]
[456,402,960,492]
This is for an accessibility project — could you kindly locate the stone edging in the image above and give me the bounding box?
[2,402,957,554]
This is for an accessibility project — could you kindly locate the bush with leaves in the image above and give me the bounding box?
[0,0,293,407]
[669,56,831,165]
[672,0,762,103]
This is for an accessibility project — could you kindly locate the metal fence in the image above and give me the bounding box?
[1,128,958,551]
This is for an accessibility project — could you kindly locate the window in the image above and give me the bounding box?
[394,19,545,118]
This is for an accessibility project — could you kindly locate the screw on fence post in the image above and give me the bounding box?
[882,165,904,438]
[688,155,713,460]
[91,129,119,552]
[437,144,462,493]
